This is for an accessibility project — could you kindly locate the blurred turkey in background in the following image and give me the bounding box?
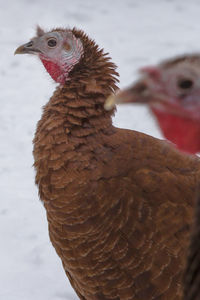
[106,54,200,154]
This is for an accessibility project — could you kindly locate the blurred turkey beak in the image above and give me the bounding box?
[104,81,169,111]
[104,90,132,111]
[14,41,41,55]
[104,82,150,111]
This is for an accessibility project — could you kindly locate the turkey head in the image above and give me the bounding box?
[15,26,84,84]
[106,55,200,154]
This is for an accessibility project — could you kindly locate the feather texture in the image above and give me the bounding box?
[184,188,200,300]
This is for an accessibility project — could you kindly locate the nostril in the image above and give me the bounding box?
[26,41,33,48]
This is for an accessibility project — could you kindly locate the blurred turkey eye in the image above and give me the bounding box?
[47,39,57,48]
[134,82,147,93]
[178,79,193,89]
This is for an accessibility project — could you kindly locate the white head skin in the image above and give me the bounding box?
[15,27,84,84]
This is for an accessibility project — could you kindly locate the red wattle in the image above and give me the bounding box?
[152,108,200,154]
[40,58,64,84]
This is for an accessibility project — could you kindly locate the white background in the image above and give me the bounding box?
[1,0,200,299]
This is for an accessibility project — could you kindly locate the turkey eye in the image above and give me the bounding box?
[178,79,193,89]
[135,83,147,93]
[47,39,57,48]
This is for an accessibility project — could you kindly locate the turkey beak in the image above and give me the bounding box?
[105,85,148,111]
[14,41,41,55]
[105,80,160,111]
[104,92,124,111]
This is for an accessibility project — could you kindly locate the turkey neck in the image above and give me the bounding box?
[35,35,119,144]
[35,69,117,154]
[33,48,119,212]
[152,107,200,154]
[45,79,115,138]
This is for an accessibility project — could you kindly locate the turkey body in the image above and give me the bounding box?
[33,82,200,300]
[16,28,200,300]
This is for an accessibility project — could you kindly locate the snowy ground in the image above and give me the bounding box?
[1,0,200,299]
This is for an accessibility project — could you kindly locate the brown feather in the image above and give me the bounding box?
[184,187,200,300]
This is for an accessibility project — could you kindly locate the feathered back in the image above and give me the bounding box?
[184,187,200,300]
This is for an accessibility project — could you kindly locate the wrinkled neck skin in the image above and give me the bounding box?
[40,58,69,85]
[39,35,84,85]
[152,107,200,154]
[40,52,78,85]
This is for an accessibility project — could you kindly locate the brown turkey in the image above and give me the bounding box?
[15,27,200,300]
[105,55,200,154]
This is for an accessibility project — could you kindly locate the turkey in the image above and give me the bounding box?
[15,27,200,300]
[105,55,200,154]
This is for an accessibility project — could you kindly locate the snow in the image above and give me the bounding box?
[1,0,200,299]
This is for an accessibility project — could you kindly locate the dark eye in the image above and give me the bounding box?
[47,39,57,48]
[178,79,193,89]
